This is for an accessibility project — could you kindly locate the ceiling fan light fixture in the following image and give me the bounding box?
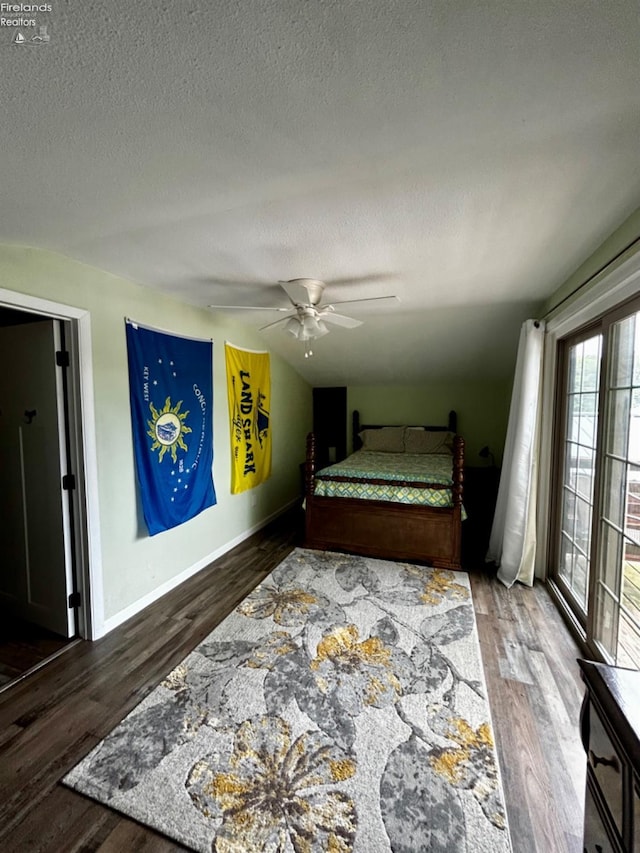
[303,315,326,336]
[284,312,329,342]
[285,317,301,337]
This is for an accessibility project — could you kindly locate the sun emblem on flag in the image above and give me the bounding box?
[147,397,192,463]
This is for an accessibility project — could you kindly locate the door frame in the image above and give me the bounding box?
[0,287,104,640]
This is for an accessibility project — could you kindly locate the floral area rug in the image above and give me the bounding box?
[63,549,512,852]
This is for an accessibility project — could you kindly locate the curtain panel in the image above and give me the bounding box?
[487,319,545,588]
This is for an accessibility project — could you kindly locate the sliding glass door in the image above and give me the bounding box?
[555,332,602,619]
[593,309,640,665]
[551,299,640,668]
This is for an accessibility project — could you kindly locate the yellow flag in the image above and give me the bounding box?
[225,343,272,494]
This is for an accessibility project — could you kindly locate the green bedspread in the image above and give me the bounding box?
[314,450,459,508]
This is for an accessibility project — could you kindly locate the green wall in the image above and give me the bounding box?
[347,381,512,466]
[0,245,312,631]
[346,209,640,472]
[544,207,640,317]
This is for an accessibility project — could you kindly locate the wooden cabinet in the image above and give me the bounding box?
[578,660,640,853]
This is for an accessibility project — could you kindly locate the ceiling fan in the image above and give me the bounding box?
[209,278,398,357]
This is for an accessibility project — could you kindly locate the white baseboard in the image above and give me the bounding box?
[96,500,299,639]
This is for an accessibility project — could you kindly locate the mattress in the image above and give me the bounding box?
[313,449,459,508]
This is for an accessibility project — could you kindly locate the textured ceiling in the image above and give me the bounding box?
[2,0,640,384]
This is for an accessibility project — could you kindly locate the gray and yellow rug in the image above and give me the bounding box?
[64,549,511,852]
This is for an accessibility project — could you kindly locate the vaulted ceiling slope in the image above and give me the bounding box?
[2,1,639,384]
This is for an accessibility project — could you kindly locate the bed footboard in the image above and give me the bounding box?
[305,496,462,568]
[304,432,464,570]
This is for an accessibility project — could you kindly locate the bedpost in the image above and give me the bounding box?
[452,434,464,506]
[305,432,316,497]
[448,410,457,433]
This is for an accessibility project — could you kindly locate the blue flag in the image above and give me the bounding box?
[125,322,216,535]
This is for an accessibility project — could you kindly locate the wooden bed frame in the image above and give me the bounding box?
[304,410,465,570]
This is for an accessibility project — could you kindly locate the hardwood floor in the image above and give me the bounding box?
[0,510,586,852]
[0,614,77,690]
[471,569,586,853]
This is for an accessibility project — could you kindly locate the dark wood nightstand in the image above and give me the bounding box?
[461,465,500,570]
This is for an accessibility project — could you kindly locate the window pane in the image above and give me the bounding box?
[575,496,592,556]
[577,464,594,506]
[577,443,595,481]
[581,337,601,391]
[582,390,598,418]
[562,488,576,539]
[602,458,627,528]
[598,522,621,594]
[610,315,635,388]
[626,464,640,538]
[607,390,630,457]
[622,558,640,613]
[567,396,580,442]
[559,533,574,584]
[565,442,578,490]
[633,318,640,386]
[619,550,640,666]
[573,553,589,608]
[568,343,583,393]
[617,609,640,668]
[629,389,640,465]
[594,583,618,662]
[554,332,603,621]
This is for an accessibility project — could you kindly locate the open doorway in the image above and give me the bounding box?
[0,306,86,689]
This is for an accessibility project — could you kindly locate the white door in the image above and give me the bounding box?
[0,319,76,637]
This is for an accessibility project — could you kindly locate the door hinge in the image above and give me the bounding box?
[68,591,81,609]
[56,350,70,368]
[62,473,76,491]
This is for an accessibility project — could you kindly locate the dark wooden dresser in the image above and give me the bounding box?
[578,659,640,852]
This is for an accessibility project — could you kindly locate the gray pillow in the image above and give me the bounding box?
[359,426,406,452]
[404,429,454,454]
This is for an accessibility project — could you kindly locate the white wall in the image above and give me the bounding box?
[0,245,312,635]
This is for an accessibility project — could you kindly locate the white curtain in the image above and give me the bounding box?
[487,319,545,588]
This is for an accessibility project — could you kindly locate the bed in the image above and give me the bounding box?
[304,410,464,569]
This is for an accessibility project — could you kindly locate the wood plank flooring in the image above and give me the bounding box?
[470,569,586,852]
[0,615,75,688]
[0,510,586,852]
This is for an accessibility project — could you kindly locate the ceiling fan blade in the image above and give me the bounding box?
[259,314,297,332]
[317,311,363,329]
[319,295,399,309]
[208,304,291,311]
[279,279,325,306]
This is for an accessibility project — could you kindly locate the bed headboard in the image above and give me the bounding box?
[352,410,457,452]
